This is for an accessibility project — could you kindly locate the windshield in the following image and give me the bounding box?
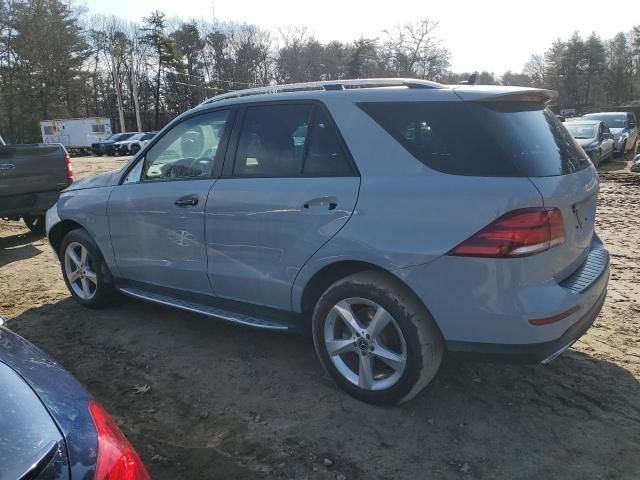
[583,114,626,129]
[565,124,597,139]
[114,133,135,142]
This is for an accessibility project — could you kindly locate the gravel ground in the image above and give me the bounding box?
[1,155,639,480]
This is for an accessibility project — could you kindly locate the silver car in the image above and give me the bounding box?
[46,79,610,405]
[564,120,615,166]
[581,111,638,155]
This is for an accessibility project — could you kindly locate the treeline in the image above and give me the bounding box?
[1,0,640,143]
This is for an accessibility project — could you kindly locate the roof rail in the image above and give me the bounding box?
[200,78,443,105]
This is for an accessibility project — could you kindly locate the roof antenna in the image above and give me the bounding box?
[458,72,478,85]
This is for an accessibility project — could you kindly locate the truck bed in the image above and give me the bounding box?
[0,143,71,218]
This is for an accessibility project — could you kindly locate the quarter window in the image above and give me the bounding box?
[234,104,353,177]
[142,110,230,181]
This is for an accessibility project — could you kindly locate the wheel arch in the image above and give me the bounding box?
[298,260,441,334]
[48,219,86,260]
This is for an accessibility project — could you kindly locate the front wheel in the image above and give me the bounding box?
[130,144,140,155]
[60,229,115,308]
[312,271,443,405]
[593,150,601,167]
[23,215,46,235]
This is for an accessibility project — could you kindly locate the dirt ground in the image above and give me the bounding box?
[1,155,639,480]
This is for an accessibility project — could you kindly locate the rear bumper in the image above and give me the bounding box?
[401,235,610,363]
[445,286,607,363]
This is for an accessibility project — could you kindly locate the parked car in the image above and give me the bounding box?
[564,119,614,166]
[0,320,150,479]
[114,132,156,156]
[0,135,73,234]
[46,79,610,405]
[632,154,640,172]
[581,112,638,155]
[91,132,138,156]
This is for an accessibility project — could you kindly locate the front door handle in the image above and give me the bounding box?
[303,196,338,211]
[175,195,199,207]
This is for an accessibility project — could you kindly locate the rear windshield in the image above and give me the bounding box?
[582,114,627,129]
[0,362,61,480]
[359,101,591,177]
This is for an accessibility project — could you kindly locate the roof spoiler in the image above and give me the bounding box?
[469,89,558,105]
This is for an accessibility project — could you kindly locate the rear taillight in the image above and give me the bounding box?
[89,400,151,480]
[447,207,565,258]
[64,153,74,181]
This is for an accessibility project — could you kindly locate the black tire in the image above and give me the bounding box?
[23,215,46,235]
[617,140,627,157]
[59,228,116,308]
[312,271,443,405]
[130,144,140,155]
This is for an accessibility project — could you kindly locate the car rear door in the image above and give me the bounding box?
[205,102,360,310]
[108,109,234,294]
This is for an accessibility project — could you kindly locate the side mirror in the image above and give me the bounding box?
[629,123,636,129]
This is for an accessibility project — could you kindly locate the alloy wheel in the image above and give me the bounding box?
[323,297,407,391]
[64,242,98,300]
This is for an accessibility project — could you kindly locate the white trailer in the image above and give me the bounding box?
[40,118,112,156]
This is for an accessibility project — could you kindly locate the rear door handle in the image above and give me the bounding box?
[175,195,199,207]
[303,196,338,210]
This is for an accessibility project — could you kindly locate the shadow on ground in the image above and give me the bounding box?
[7,296,640,479]
[0,231,43,268]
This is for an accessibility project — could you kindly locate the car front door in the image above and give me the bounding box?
[628,114,638,148]
[601,124,614,158]
[108,109,234,294]
[205,102,360,310]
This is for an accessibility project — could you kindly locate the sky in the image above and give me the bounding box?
[82,0,637,74]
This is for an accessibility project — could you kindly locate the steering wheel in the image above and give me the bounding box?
[162,158,201,178]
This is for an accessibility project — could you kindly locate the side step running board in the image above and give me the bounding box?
[118,287,290,331]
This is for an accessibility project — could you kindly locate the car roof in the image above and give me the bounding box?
[192,79,556,112]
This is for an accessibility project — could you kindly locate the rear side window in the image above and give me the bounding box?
[234,103,354,177]
[359,101,590,177]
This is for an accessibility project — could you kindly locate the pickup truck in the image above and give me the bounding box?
[0,135,73,234]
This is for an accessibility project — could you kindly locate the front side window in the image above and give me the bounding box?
[142,110,230,181]
[234,103,354,177]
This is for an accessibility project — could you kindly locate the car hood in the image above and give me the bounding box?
[65,170,118,191]
[609,127,624,136]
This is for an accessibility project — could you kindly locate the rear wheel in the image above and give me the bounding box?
[23,215,45,235]
[60,229,115,308]
[312,271,443,405]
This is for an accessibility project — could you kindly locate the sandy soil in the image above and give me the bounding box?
[1,155,639,480]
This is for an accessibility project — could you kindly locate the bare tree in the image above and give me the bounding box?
[382,19,450,79]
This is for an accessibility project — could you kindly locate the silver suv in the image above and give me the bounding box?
[582,111,638,155]
[47,79,609,405]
